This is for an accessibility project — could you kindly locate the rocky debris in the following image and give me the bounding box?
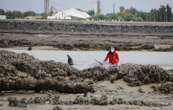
[138,88,145,93]
[0,50,79,80]
[89,94,108,105]
[168,73,173,81]
[8,97,27,108]
[53,106,62,110]
[156,82,173,94]
[80,63,170,86]
[0,50,94,93]
[0,39,32,48]
[80,66,119,81]
[0,79,94,93]
[119,64,170,86]
[8,94,170,107]
[154,45,173,51]
[67,94,170,107]
[92,95,170,107]
[8,95,61,106]
[0,50,171,93]
[18,98,28,108]
[8,97,18,107]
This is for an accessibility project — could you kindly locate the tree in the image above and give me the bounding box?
[136,11,147,21]
[0,9,5,15]
[23,11,36,17]
[119,6,125,13]
[166,4,172,22]
[12,11,23,18]
[150,9,159,21]
[159,5,166,21]
[5,11,15,19]
[87,10,95,17]
[127,7,137,15]
[110,13,118,20]
[94,14,106,20]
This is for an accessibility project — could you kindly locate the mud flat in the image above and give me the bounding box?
[0,50,173,110]
[0,20,173,51]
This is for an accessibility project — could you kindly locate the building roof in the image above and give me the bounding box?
[48,8,90,20]
[64,8,90,19]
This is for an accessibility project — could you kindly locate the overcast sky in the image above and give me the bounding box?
[0,0,172,14]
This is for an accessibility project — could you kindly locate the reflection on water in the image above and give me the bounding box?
[3,49,173,70]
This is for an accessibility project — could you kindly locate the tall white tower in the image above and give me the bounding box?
[44,0,49,15]
[96,0,101,16]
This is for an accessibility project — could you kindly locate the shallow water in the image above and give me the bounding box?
[2,49,173,70]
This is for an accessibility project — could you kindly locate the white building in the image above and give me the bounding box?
[47,8,90,20]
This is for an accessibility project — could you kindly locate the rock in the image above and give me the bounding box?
[138,88,145,93]
[8,97,27,108]
[90,96,100,105]
[110,97,118,105]
[99,94,108,105]
[53,106,62,110]
[33,97,45,104]
[74,95,86,105]
[8,97,18,107]
[81,66,119,81]
[157,82,173,94]
[119,63,169,86]
[51,96,60,105]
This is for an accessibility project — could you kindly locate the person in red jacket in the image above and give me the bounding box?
[104,47,119,65]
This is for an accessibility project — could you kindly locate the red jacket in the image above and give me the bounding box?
[104,51,119,64]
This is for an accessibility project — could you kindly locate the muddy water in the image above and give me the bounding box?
[2,49,173,70]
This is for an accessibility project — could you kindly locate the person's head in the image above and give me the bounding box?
[114,47,118,51]
[110,47,114,52]
[110,47,118,52]
[67,54,70,58]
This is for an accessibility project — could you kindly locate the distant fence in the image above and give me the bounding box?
[0,20,173,36]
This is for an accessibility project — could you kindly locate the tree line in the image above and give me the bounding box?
[0,9,42,19]
[88,4,173,22]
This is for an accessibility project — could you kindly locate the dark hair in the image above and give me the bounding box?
[114,47,118,51]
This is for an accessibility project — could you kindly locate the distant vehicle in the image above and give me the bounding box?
[0,15,7,20]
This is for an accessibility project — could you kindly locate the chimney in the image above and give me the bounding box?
[96,0,101,16]
[44,0,49,15]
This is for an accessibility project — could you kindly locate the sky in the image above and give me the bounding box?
[0,0,172,14]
